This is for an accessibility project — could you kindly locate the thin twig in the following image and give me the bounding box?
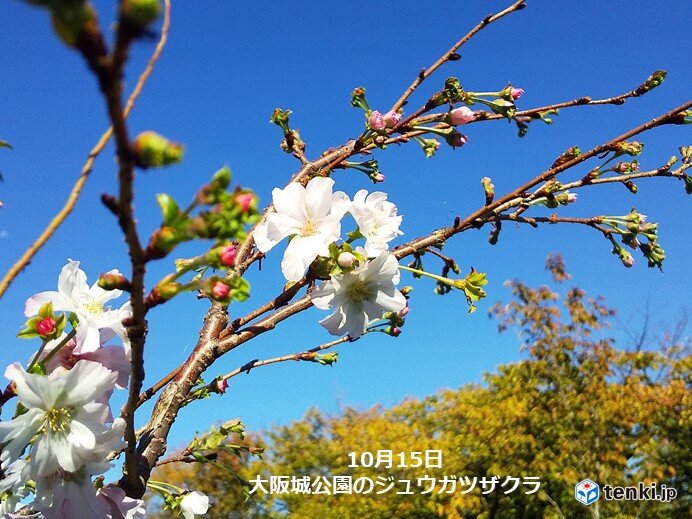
[221,336,350,384]
[390,1,526,113]
[0,0,172,298]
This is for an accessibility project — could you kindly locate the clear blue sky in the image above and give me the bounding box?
[1,0,690,454]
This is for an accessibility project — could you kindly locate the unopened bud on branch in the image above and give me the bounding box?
[122,0,161,29]
[447,106,475,125]
[97,271,130,291]
[368,110,385,131]
[382,110,402,128]
[133,131,184,168]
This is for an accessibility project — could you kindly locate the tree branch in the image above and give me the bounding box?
[0,0,172,299]
[390,0,526,113]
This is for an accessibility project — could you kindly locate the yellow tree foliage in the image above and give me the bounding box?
[151,257,690,518]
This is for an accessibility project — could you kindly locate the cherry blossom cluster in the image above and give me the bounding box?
[0,262,209,518]
[255,177,408,338]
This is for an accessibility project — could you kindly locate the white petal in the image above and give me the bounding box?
[374,285,407,312]
[254,212,298,253]
[53,432,83,472]
[310,280,339,309]
[29,434,61,478]
[281,236,319,282]
[326,190,352,223]
[58,260,88,300]
[0,409,43,462]
[352,189,368,207]
[24,291,71,316]
[366,191,388,208]
[366,252,400,283]
[304,177,336,220]
[341,302,367,338]
[73,319,102,355]
[68,419,97,450]
[4,363,47,409]
[319,309,347,336]
[181,491,210,517]
[85,345,130,388]
[273,183,306,219]
[60,360,117,407]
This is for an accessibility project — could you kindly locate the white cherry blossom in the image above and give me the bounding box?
[349,189,403,257]
[254,177,351,281]
[311,251,407,338]
[34,476,107,519]
[0,460,29,515]
[99,486,146,519]
[180,491,210,519]
[0,360,117,479]
[25,260,132,354]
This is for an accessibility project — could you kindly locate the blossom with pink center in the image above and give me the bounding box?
[368,110,385,131]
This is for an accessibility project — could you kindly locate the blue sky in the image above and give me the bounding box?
[1,0,690,455]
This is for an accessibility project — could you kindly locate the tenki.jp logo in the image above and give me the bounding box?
[575,479,600,506]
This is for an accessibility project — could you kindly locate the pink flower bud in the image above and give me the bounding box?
[219,245,237,267]
[448,107,475,125]
[235,193,254,212]
[382,110,401,128]
[621,254,635,268]
[397,305,410,318]
[372,173,385,183]
[510,87,524,100]
[567,193,577,204]
[368,110,386,131]
[391,327,402,337]
[337,252,356,268]
[36,317,56,336]
[449,133,469,148]
[216,378,229,394]
[212,281,230,299]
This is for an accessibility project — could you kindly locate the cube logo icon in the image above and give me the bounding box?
[575,479,600,505]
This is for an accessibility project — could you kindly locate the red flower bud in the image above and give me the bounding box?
[235,193,255,213]
[220,245,238,267]
[36,317,56,336]
[212,281,230,300]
